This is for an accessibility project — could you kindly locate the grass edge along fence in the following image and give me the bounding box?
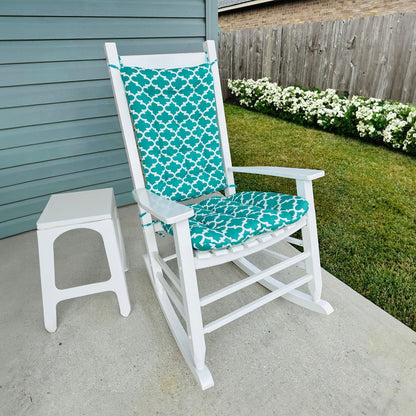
[228,78,416,156]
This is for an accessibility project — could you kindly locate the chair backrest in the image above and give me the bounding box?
[105,41,235,201]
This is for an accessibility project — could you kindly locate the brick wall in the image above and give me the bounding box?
[219,0,416,30]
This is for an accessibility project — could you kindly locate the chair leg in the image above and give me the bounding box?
[301,213,322,302]
[172,220,213,389]
[173,221,206,367]
[140,215,213,389]
[296,179,322,302]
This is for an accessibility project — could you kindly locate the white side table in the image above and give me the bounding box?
[36,188,131,332]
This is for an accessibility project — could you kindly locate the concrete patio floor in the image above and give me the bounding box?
[1,203,416,416]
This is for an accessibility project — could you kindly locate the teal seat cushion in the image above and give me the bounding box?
[119,62,227,202]
[163,191,309,251]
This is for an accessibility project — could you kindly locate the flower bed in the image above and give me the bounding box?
[228,78,416,155]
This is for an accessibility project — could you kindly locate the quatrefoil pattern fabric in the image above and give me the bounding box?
[163,191,309,250]
[119,62,227,201]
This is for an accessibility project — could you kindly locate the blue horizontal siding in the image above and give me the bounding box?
[0,0,214,238]
[2,149,128,188]
[0,17,205,40]
[1,164,132,205]
[0,38,206,64]
[0,117,121,150]
[0,61,112,87]
[1,81,113,109]
[1,134,125,169]
[1,1,205,18]
[0,99,118,130]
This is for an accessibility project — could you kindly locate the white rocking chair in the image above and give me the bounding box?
[105,41,333,390]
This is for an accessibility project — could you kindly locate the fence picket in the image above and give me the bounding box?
[219,12,416,104]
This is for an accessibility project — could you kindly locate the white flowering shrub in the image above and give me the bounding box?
[403,110,416,154]
[228,78,416,155]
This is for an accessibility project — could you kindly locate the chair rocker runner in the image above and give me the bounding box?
[105,40,333,390]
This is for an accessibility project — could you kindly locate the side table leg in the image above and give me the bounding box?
[37,230,58,332]
[99,220,131,317]
[113,206,129,272]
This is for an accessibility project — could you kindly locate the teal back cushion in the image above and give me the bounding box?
[120,62,227,201]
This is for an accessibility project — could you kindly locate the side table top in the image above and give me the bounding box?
[37,188,115,230]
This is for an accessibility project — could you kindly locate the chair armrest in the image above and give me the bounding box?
[229,166,325,181]
[133,189,194,225]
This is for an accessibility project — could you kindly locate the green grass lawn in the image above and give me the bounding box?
[225,103,416,331]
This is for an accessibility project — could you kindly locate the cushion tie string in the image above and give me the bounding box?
[139,212,163,233]
[204,51,217,67]
[139,211,152,227]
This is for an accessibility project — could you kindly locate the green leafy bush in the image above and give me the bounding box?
[228,78,416,155]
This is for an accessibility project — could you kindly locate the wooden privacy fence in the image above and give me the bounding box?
[218,13,416,104]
